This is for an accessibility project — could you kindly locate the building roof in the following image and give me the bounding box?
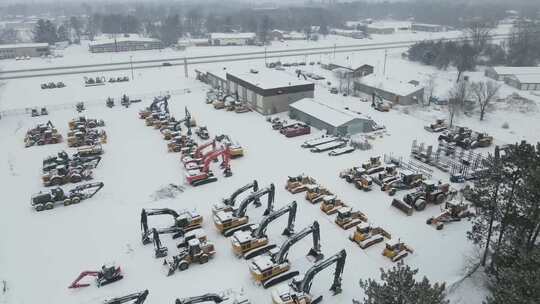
[226,70,312,90]
[359,74,424,96]
[412,23,443,28]
[210,32,256,40]
[326,58,373,71]
[368,21,411,30]
[510,74,540,84]
[290,98,370,127]
[206,68,228,81]
[0,43,48,49]
[490,66,540,75]
[89,37,160,46]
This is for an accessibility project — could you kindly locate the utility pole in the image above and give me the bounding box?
[333,43,336,59]
[383,49,388,76]
[264,47,267,66]
[130,55,134,80]
[184,57,188,78]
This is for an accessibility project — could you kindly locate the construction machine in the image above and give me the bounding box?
[68,264,123,289]
[75,144,104,157]
[218,135,244,158]
[372,165,399,186]
[67,129,107,147]
[42,152,101,173]
[335,207,367,230]
[350,223,391,249]
[140,208,203,244]
[371,92,391,112]
[168,135,197,153]
[424,119,447,133]
[361,156,384,174]
[382,239,413,262]
[163,238,216,276]
[105,290,149,304]
[301,136,339,149]
[106,97,115,108]
[271,249,346,304]
[213,184,275,236]
[231,201,297,257]
[381,171,424,196]
[320,196,348,215]
[212,180,259,215]
[24,121,63,147]
[195,126,210,140]
[31,182,104,212]
[339,167,373,191]
[175,291,250,304]
[182,139,216,166]
[286,175,316,194]
[151,227,208,258]
[248,221,324,288]
[280,123,311,138]
[426,201,475,230]
[401,181,454,211]
[68,116,105,130]
[305,185,332,204]
[185,147,232,186]
[41,165,93,186]
[465,132,493,149]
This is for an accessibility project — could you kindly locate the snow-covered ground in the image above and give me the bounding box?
[0,25,538,304]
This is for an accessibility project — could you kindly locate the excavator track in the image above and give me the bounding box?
[192,176,218,187]
[262,270,300,289]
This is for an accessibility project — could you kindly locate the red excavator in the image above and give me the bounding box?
[185,147,232,186]
[68,265,123,289]
[181,139,216,166]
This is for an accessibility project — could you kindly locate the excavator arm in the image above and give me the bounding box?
[223,180,259,207]
[152,226,185,257]
[175,293,224,304]
[233,183,275,218]
[293,249,347,296]
[69,182,104,199]
[105,290,149,304]
[253,201,297,239]
[140,208,181,244]
[275,221,323,264]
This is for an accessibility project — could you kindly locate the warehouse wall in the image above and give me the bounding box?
[258,90,314,115]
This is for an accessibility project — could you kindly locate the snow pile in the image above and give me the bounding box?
[150,184,185,201]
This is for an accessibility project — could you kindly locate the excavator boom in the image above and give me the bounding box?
[233,183,275,218]
[223,180,259,207]
[293,249,347,295]
[105,290,149,304]
[276,221,323,264]
[175,293,224,304]
[253,201,297,238]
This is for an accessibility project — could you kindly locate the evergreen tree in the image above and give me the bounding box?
[69,16,82,43]
[258,15,272,44]
[357,262,448,304]
[57,24,70,42]
[33,19,58,44]
[160,14,182,46]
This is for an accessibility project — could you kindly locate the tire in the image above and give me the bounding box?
[345,176,352,183]
[178,261,189,271]
[45,202,54,210]
[414,198,426,211]
[72,196,81,204]
[426,218,433,224]
[52,177,63,186]
[70,174,82,183]
[35,204,45,212]
[63,199,72,206]
[434,193,446,205]
[436,223,444,230]
[389,189,396,196]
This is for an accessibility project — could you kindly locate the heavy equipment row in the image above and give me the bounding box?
[206,89,251,113]
[24,121,62,147]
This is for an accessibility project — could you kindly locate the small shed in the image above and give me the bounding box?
[505,74,540,91]
[289,98,379,136]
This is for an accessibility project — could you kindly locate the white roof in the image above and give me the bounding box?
[0,43,48,49]
[490,66,540,75]
[325,58,372,71]
[510,74,540,84]
[368,21,411,30]
[289,98,370,127]
[206,68,228,81]
[227,70,312,90]
[210,32,256,40]
[358,74,424,96]
[412,23,443,28]
[89,37,160,46]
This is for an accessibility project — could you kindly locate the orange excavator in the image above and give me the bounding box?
[185,147,232,186]
[182,140,217,167]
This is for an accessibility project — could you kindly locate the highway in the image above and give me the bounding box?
[0,33,511,80]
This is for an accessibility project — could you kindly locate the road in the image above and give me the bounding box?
[0,34,510,80]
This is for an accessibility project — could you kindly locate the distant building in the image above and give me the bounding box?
[505,74,540,91]
[330,29,366,39]
[366,25,395,35]
[226,70,314,115]
[289,98,379,135]
[177,38,211,47]
[354,74,424,105]
[485,66,540,81]
[270,30,306,41]
[322,59,374,78]
[411,23,445,32]
[89,37,163,53]
[366,21,411,35]
[209,33,256,46]
[0,43,49,59]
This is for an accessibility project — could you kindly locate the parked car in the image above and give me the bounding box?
[162,62,172,66]
[330,87,339,94]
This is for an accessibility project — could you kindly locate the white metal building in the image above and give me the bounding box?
[209,33,256,46]
[0,43,50,59]
[485,66,540,81]
[505,74,540,91]
[89,37,163,53]
[354,74,424,105]
[289,98,379,135]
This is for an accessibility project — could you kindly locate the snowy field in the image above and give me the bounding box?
[0,26,538,304]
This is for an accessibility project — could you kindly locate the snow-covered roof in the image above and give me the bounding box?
[358,74,424,96]
[412,23,443,28]
[210,32,256,40]
[233,230,253,243]
[325,58,373,71]
[290,98,371,127]
[89,37,160,46]
[227,70,312,90]
[251,255,274,271]
[0,43,48,49]
[510,74,540,84]
[368,21,411,30]
[206,68,228,81]
[490,66,540,75]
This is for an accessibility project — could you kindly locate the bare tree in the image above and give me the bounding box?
[424,73,437,106]
[465,21,492,55]
[470,81,501,121]
[447,81,469,127]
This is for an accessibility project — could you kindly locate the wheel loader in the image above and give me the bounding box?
[350,223,391,249]
[424,119,447,133]
[320,196,348,215]
[402,181,453,211]
[285,175,316,194]
[335,207,367,230]
[382,239,413,262]
[305,185,332,204]
[381,171,424,196]
[163,239,215,276]
[31,182,104,212]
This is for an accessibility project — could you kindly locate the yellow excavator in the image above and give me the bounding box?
[213,184,275,236]
[230,201,297,258]
[248,221,324,289]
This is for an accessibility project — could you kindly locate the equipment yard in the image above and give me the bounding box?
[1,29,539,304]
